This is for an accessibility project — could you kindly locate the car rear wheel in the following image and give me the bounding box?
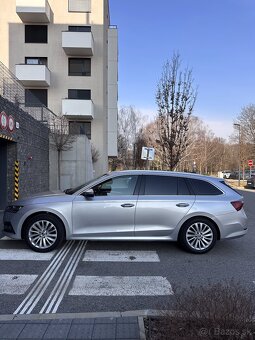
[24,214,65,252]
[179,218,217,254]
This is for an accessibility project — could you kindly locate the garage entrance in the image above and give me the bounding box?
[0,139,7,210]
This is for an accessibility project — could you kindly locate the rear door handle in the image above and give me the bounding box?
[176,203,189,207]
[121,203,135,208]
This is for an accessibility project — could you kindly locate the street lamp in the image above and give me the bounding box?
[233,123,241,186]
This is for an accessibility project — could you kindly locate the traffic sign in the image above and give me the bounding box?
[141,147,155,160]
[248,160,253,167]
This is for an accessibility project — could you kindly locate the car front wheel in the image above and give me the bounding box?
[24,214,65,252]
[179,218,217,254]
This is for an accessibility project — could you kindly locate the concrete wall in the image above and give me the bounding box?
[0,95,49,203]
[49,135,93,191]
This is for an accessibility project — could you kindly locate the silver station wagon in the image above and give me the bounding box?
[3,170,247,254]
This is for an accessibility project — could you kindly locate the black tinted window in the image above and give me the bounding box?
[188,179,223,195]
[68,58,91,76]
[178,178,191,195]
[25,25,47,43]
[144,175,178,195]
[25,89,47,107]
[68,26,91,32]
[68,89,91,99]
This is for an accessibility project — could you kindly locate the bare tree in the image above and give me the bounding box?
[50,115,76,189]
[156,53,197,170]
[236,104,255,146]
[117,106,144,169]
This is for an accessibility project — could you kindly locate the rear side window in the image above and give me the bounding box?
[144,175,178,195]
[220,181,240,195]
[187,179,223,195]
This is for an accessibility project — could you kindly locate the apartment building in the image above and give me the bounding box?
[0,0,118,177]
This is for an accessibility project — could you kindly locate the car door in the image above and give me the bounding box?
[72,174,139,238]
[135,175,195,237]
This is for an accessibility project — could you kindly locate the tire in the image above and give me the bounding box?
[24,214,65,252]
[178,218,217,254]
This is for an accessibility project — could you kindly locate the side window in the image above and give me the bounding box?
[92,176,138,196]
[178,178,191,195]
[188,179,223,195]
[25,25,47,43]
[144,175,178,195]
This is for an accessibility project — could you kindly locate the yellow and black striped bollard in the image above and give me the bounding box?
[14,161,19,200]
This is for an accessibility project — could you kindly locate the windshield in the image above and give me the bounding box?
[64,173,109,195]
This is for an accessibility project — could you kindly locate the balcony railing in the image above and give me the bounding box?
[15,64,50,87]
[62,99,94,120]
[16,0,51,23]
[62,31,94,56]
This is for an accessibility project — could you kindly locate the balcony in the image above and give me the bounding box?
[62,99,94,120]
[16,0,51,23]
[62,31,94,56]
[15,64,50,86]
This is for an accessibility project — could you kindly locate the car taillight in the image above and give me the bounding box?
[231,201,244,211]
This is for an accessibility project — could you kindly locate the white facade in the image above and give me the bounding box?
[0,0,118,177]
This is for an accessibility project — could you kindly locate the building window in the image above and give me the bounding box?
[25,25,48,43]
[68,0,91,13]
[68,89,91,100]
[25,57,48,66]
[25,89,48,107]
[68,26,91,32]
[69,121,91,139]
[68,58,91,76]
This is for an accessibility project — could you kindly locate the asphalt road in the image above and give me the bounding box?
[0,189,254,316]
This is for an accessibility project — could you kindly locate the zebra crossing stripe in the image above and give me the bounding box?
[0,249,54,261]
[83,250,160,262]
[0,275,37,295]
[69,276,173,296]
[13,240,74,315]
[39,241,87,314]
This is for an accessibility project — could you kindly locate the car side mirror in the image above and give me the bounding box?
[82,189,94,198]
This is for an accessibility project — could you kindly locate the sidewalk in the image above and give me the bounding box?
[0,312,146,340]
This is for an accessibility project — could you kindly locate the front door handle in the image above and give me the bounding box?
[121,203,135,208]
[176,203,189,207]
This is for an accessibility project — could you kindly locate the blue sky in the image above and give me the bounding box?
[109,0,255,139]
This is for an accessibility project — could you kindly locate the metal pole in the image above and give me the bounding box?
[234,124,241,187]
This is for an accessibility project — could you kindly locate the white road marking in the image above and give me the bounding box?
[0,275,37,295]
[0,237,15,240]
[0,249,54,261]
[83,250,160,262]
[40,241,87,314]
[14,240,75,315]
[69,276,173,296]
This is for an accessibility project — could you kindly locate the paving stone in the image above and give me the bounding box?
[72,318,95,324]
[50,318,73,324]
[116,317,138,324]
[0,323,25,338]
[67,324,94,339]
[116,323,140,339]
[43,324,71,339]
[92,323,116,339]
[94,317,117,324]
[17,323,48,339]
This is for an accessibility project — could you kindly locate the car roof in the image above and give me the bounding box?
[108,170,223,183]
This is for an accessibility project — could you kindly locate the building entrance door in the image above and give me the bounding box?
[0,139,7,210]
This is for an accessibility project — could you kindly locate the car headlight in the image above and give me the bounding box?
[5,205,24,213]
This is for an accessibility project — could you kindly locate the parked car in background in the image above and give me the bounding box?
[3,170,247,254]
[246,176,255,189]
[229,170,255,180]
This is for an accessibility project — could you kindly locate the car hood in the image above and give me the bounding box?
[10,193,74,206]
